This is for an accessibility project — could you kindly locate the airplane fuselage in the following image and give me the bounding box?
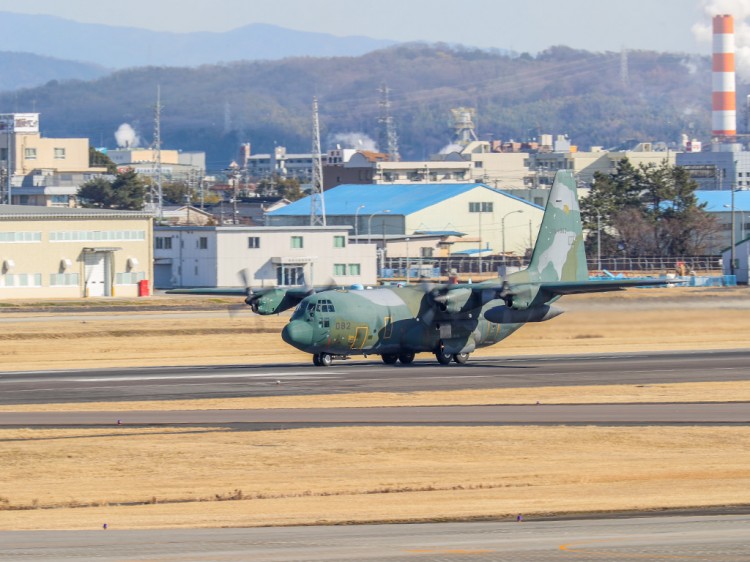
[281,286,528,362]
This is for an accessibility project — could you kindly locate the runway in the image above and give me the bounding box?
[2,515,749,561]
[0,349,748,406]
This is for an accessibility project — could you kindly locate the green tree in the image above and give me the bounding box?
[88,147,118,174]
[581,158,717,257]
[78,169,146,210]
[279,177,305,201]
[162,181,195,205]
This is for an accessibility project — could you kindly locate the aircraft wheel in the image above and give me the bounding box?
[453,352,469,364]
[398,353,415,365]
[381,353,398,365]
[315,353,332,367]
[435,349,452,365]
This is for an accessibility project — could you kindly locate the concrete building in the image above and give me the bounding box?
[265,183,544,259]
[0,205,153,298]
[153,226,377,289]
[323,142,527,190]
[527,142,676,189]
[0,113,108,206]
[246,146,314,182]
[676,145,750,190]
[696,190,750,254]
[107,148,206,184]
[722,237,750,283]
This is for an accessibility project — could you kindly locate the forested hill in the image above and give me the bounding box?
[0,44,734,170]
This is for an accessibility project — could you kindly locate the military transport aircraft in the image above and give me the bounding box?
[170,171,669,366]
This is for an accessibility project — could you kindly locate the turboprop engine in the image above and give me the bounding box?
[246,289,297,315]
[483,304,563,324]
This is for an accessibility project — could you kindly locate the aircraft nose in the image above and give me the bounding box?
[282,320,313,348]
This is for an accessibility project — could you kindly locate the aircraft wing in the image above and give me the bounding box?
[538,278,677,295]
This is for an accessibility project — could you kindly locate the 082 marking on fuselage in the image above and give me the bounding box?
[169,171,672,367]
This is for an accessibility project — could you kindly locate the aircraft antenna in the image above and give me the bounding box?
[310,96,326,226]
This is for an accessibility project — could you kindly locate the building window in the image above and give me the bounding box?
[54,147,66,159]
[348,263,361,276]
[115,271,145,284]
[50,273,79,286]
[291,236,304,249]
[420,247,433,258]
[469,202,493,213]
[333,263,346,276]
[333,235,346,248]
[24,148,37,160]
[155,236,172,250]
[248,236,260,249]
[474,161,483,168]
[198,237,208,249]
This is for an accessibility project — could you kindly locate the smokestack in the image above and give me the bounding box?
[712,14,736,137]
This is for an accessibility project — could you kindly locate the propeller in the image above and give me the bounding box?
[234,268,259,315]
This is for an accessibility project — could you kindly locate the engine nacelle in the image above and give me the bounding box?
[432,287,474,314]
[483,304,563,324]
[246,289,297,315]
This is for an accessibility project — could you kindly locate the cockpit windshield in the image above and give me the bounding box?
[291,299,333,321]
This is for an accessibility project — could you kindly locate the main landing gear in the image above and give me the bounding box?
[381,353,415,365]
[435,348,470,365]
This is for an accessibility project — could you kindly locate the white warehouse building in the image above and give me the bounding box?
[154,226,377,289]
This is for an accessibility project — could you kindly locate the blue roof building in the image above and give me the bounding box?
[266,183,544,257]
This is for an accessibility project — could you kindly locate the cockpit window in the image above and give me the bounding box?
[291,303,308,320]
[315,299,335,313]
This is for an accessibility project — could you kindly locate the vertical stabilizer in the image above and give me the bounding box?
[527,171,588,282]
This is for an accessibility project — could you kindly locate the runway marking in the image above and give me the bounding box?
[405,549,494,554]
[559,538,703,559]
[70,371,340,382]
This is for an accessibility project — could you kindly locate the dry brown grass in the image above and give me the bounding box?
[1,425,749,530]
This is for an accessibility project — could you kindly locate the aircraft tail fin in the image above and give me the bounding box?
[526,170,588,282]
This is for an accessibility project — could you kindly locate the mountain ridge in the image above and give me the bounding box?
[0,11,396,68]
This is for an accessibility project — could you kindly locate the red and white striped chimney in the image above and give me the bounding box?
[712,14,736,137]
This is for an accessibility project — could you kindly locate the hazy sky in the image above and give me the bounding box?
[0,0,737,55]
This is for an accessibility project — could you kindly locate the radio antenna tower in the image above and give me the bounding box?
[310,96,326,226]
[377,83,400,161]
[152,85,164,221]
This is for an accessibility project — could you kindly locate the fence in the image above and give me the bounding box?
[381,255,724,280]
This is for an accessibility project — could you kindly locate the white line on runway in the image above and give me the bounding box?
[72,371,341,382]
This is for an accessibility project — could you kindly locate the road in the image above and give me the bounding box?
[1,515,749,561]
[0,349,748,406]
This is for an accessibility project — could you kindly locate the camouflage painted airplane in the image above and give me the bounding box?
[171,171,669,367]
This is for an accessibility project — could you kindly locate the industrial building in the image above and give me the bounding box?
[0,205,153,298]
[265,183,544,260]
[153,225,376,289]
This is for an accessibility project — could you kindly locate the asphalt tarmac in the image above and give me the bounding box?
[2,515,749,561]
[0,349,748,406]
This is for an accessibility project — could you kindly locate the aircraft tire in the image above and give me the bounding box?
[398,353,415,364]
[319,353,333,367]
[435,349,452,365]
[312,354,321,366]
[381,353,398,365]
[453,352,469,364]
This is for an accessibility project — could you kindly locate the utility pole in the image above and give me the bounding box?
[310,96,326,226]
[153,85,164,221]
[377,83,399,161]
